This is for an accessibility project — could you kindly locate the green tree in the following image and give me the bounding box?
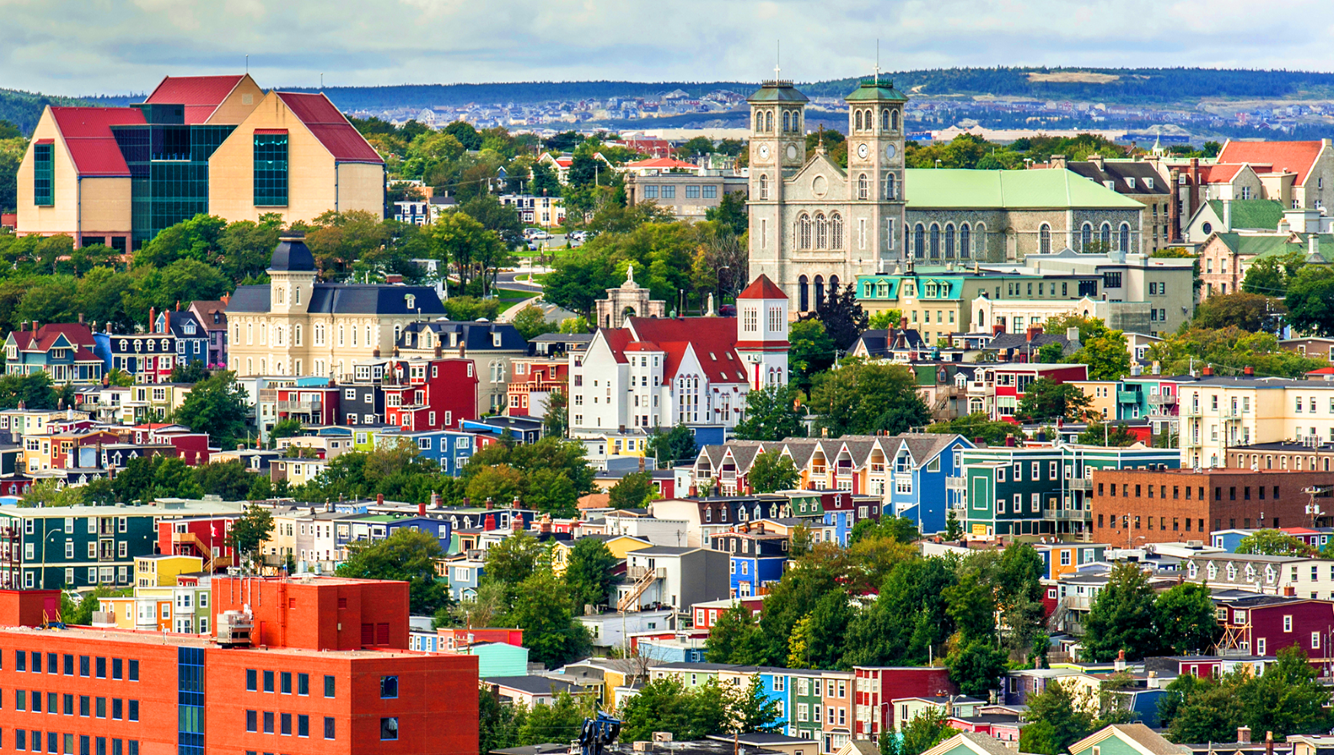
[1077,422,1138,446]
[479,686,527,753]
[704,191,749,237]
[19,480,85,508]
[508,571,591,668]
[1016,377,1092,422]
[849,516,920,546]
[748,450,799,493]
[1237,529,1316,556]
[732,676,782,734]
[482,530,545,592]
[788,319,835,392]
[511,306,557,341]
[843,557,955,667]
[337,529,449,615]
[1195,291,1283,332]
[517,690,586,745]
[645,423,698,465]
[167,360,209,384]
[1154,582,1222,656]
[1037,340,1066,363]
[1081,563,1160,661]
[1162,672,1245,744]
[896,708,956,755]
[61,587,124,626]
[810,283,868,351]
[1239,645,1332,739]
[867,309,905,330]
[1285,265,1334,337]
[192,461,254,501]
[609,471,655,509]
[544,391,568,439]
[733,384,806,441]
[174,371,249,451]
[1242,251,1306,298]
[564,538,619,610]
[430,212,506,295]
[1019,680,1095,755]
[228,505,275,565]
[926,413,1024,446]
[810,358,930,437]
[945,510,963,540]
[706,604,765,665]
[268,418,304,445]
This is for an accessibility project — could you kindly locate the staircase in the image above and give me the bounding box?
[617,566,662,611]
[173,531,233,572]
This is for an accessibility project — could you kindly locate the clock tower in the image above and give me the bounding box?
[843,77,908,267]
[747,79,809,299]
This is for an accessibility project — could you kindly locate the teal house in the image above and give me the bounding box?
[464,641,529,679]
[1068,724,1189,755]
[918,732,1017,755]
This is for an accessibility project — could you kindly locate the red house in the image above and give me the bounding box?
[852,666,956,737]
[506,357,568,417]
[381,358,478,432]
[158,516,237,571]
[437,627,523,651]
[275,385,341,426]
[691,597,763,630]
[990,363,1089,422]
[1216,594,1334,661]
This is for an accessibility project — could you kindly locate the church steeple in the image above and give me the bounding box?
[845,78,909,267]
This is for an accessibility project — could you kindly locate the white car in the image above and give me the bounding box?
[530,230,553,240]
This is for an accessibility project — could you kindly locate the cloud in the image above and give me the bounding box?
[2,0,1333,96]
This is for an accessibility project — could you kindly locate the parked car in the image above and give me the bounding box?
[719,304,736,317]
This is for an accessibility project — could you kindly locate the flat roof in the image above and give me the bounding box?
[0,625,427,659]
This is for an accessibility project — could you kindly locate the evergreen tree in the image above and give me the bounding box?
[564,538,619,610]
[731,677,783,734]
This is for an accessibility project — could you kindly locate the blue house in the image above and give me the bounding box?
[3,323,104,385]
[885,434,974,535]
[711,528,790,598]
[442,557,485,601]
[379,428,476,475]
[335,514,452,554]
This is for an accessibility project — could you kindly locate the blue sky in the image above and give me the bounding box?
[3,0,1330,95]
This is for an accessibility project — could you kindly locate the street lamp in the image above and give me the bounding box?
[37,523,66,590]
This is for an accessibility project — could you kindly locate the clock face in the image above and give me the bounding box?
[886,144,898,159]
[786,144,798,160]
[758,144,770,160]
[857,143,869,159]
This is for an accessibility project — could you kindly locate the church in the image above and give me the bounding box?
[746,76,909,314]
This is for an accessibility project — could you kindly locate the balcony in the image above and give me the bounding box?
[278,400,321,413]
[1045,508,1089,522]
[1116,391,1139,404]
[627,565,667,581]
[945,476,967,491]
[1182,405,1202,418]
[1149,393,1177,405]
[1067,478,1093,491]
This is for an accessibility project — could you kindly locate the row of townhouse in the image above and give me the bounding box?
[3,312,211,387]
[649,662,955,753]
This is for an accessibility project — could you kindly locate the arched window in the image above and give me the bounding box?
[765,111,773,132]
[929,224,941,259]
[815,214,829,249]
[783,111,791,132]
[1039,223,1052,255]
[1100,222,1112,249]
[798,214,812,249]
[885,173,896,200]
[1080,223,1093,251]
[855,110,863,131]
[814,276,825,306]
[830,213,844,249]
[793,112,800,132]
[798,276,809,311]
[1120,223,1132,253]
[891,110,899,131]
[759,174,768,200]
[829,275,839,293]
[914,224,926,259]
[944,224,955,258]
[858,174,869,200]
[882,109,890,130]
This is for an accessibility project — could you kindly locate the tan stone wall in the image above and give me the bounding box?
[16,108,79,236]
[336,162,385,216]
[78,178,132,236]
[206,75,264,125]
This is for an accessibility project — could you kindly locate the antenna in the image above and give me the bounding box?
[245,54,249,73]
[775,40,781,82]
[320,73,324,90]
[875,39,881,85]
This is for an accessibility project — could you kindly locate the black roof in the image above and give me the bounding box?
[1065,161,1171,196]
[269,236,317,272]
[855,328,925,357]
[487,676,581,695]
[228,284,445,315]
[398,320,527,351]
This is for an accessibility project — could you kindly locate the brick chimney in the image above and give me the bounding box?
[418,502,426,516]
[1189,158,1201,220]
[148,307,156,333]
[1026,325,1043,342]
[1050,154,1068,171]
[1203,365,1214,376]
[1169,168,1182,242]
[1238,727,1251,745]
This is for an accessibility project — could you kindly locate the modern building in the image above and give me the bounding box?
[227,233,446,379]
[15,74,384,248]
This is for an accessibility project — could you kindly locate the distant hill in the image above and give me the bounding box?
[0,89,94,134]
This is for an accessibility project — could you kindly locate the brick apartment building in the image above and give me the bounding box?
[1090,469,1331,546]
[0,577,477,755]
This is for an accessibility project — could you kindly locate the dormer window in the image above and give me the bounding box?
[492,333,502,347]
[184,323,196,335]
[1126,177,1136,190]
[1145,177,1155,190]
[405,294,416,310]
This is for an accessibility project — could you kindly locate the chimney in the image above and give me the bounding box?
[418,502,426,516]
[148,307,156,333]
[1169,168,1182,242]
[222,293,230,305]
[77,313,84,325]
[1026,325,1043,343]
[175,300,180,312]
[431,491,442,509]
[1089,153,1104,171]
[485,497,493,509]
[1203,365,1214,376]
[992,324,1005,336]
[1244,366,1254,376]
[483,513,496,531]
[512,496,522,509]
[376,493,384,506]
[1189,158,1200,219]
[1050,154,1068,171]
[1238,728,1251,745]
[31,320,37,335]
[1312,234,1321,259]
[1266,732,1274,755]
[1114,649,1127,672]
[434,344,443,359]
[1284,585,1296,597]
[511,513,523,532]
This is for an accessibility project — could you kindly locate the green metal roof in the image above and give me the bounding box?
[1246,233,1334,263]
[746,81,810,104]
[844,80,909,103]
[904,169,1145,210]
[1207,199,1285,230]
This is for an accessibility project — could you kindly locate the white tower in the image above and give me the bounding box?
[734,275,790,390]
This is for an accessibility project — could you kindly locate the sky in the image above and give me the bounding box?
[3,0,1334,96]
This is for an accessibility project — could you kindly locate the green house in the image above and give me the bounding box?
[1069,724,1190,755]
[465,641,529,679]
[918,731,1017,755]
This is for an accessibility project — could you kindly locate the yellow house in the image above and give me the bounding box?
[1071,380,1118,421]
[550,535,652,575]
[135,554,204,588]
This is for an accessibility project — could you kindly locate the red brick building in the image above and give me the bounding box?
[211,576,410,651]
[0,578,477,755]
[1090,469,1329,546]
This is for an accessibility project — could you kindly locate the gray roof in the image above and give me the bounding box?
[398,320,527,352]
[633,546,697,556]
[854,328,926,357]
[923,732,1016,755]
[269,236,317,272]
[1066,161,1171,196]
[747,81,810,104]
[487,676,581,695]
[229,283,445,315]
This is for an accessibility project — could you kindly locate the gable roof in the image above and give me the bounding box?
[1217,140,1325,187]
[275,92,383,164]
[1070,724,1189,755]
[143,75,246,124]
[738,275,786,301]
[626,317,748,384]
[48,107,146,177]
[1206,199,1286,230]
[1065,160,1170,195]
[905,168,1144,210]
[919,732,1014,755]
[189,300,229,329]
[1196,163,1248,184]
[626,157,696,171]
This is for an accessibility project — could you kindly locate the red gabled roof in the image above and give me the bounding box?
[628,317,748,384]
[600,328,634,364]
[1217,140,1325,187]
[10,323,96,352]
[738,275,786,300]
[48,107,145,177]
[276,92,383,164]
[143,75,246,124]
[1196,164,1245,184]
